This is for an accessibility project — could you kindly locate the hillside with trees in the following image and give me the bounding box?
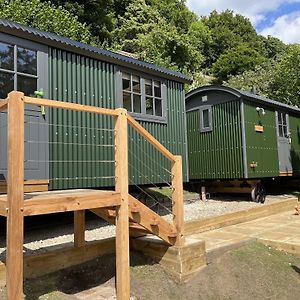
[0,0,299,105]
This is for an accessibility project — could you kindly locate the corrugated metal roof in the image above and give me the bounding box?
[186,85,300,113]
[0,18,192,84]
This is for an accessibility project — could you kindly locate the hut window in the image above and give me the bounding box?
[199,106,212,132]
[277,112,289,138]
[122,72,141,113]
[120,70,166,122]
[0,40,39,99]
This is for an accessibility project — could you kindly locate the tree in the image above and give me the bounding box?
[226,60,277,98]
[212,44,265,82]
[203,10,260,67]
[269,45,300,105]
[258,35,287,59]
[0,0,93,44]
[112,0,204,74]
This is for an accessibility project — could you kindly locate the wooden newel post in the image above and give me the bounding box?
[171,155,185,246]
[6,91,25,300]
[114,108,130,300]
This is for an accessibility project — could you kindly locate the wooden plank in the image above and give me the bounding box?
[171,155,185,246]
[0,199,7,216]
[127,115,176,162]
[24,96,118,116]
[23,192,121,216]
[114,108,130,300]
[74,210,85,247]
[0,98,8,111]
[6,91,25,300]
[184,198,298,235]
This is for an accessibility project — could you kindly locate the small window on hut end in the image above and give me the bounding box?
[199,105,212,132]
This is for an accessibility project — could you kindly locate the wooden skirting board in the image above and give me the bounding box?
[184,197,298,236]
[0,180,49,194]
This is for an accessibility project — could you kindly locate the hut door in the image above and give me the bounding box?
[276,111,292,174]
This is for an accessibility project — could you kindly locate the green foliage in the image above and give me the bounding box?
[212,44,265,82]
[0,0,93,44]
[111,0,204,74]
[203,10,259,67]
[258,35,287,59]
[270,45,300,105]
[226,60,277,97]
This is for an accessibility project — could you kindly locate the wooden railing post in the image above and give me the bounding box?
[172,155,185,246]
[114,108,130,300]
[6,91,25,300]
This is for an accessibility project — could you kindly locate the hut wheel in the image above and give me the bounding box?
[251,183,266,203]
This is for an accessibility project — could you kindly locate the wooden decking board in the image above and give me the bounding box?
[0,189,121,216]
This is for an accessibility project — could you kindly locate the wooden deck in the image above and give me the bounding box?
[0,189,121,217]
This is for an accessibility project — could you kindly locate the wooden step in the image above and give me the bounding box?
[90,195,178,245]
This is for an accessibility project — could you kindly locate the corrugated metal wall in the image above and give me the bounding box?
[48,48,188,189]
[289,114,300,176]
[187,100,244,180]
[243,101,279,178]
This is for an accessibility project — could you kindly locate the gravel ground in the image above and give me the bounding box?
[0,192,294,257]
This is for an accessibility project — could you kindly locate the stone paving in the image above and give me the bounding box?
[189,210,300,257]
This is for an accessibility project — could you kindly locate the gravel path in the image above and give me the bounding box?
[0,193,294,257]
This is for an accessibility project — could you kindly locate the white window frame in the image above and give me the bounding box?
[199,105,213,132]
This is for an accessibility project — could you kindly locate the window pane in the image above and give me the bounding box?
[146,97,154,115]
[132,75,140,93]
[17,47,37,75]
[283,125,288,137]
[122,74,131,91]
[155,99,162,116]
[123,92,131,111]
[282,113,287,125]
[202,109,210,128]
[0,42,14,70]
[17,75,37,96]
[145,79,153,96]
[133,94,141,113]
[278,124,283,137]
[278,112,282,124]
[0,71,14,99]
[154,81,161,97]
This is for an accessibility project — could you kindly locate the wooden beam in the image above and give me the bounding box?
[127,115,176,162]
[171,155,185,246]
[0,198,7,216]
[128,195,177,243]
[0,98,8,111]
[74,210,85,247]
[23,191,121,216]
[24,96,118,116]
[6,91,25,300]
[114,108,130,300]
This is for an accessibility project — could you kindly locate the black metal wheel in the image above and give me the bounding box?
[251,183,266,203]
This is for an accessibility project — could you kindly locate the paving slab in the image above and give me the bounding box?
[189,210,300,257]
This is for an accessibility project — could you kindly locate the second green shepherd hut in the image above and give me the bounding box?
[185,85,300,202]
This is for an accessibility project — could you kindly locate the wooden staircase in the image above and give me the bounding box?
[91,195,178,245]
[0,91,184,300]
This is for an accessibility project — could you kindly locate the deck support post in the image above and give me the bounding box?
[74,210,86,247]
[6,91,25,300]
[114,108,130,300]
[172,155,185,246]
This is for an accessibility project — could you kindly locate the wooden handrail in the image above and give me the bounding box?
[0,98,8,112]
[24,96,119,116]
[127,114,176,162]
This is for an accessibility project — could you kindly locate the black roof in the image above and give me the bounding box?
[0,19,192,84]
[186,85,300,114]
